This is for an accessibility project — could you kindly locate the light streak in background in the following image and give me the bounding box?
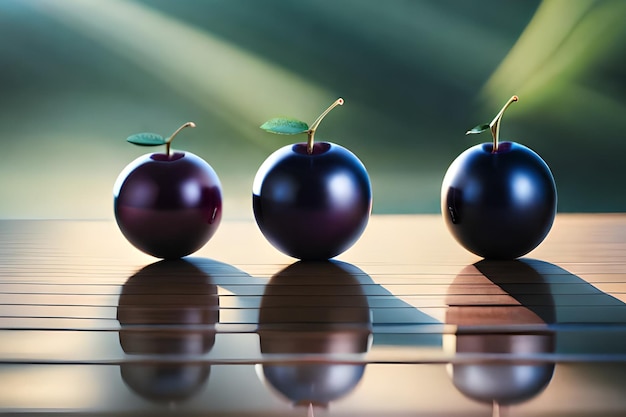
[32,0,333,148]
[481,0,626,121]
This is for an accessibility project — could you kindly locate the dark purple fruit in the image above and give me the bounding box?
[253,143,371,260]
[114,122,222,259]
[254,99,372,260]
[442,96,556,259]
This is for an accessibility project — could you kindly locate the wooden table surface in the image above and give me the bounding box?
[0,214,625,416]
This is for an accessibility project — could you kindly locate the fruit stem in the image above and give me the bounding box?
[492,401,500,417]
[489,95,518,153]
[307,98,344,154]
[165,121,196,155]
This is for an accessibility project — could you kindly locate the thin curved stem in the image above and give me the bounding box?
[166,121,196,155]
[307,98,344,154]
[489,96,518,153]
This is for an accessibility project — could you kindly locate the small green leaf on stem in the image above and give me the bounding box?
[260,118,309,135]
[127,133,166,146]
[465,123,490,135]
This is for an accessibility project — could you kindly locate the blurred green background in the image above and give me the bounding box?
[1,0,625,220]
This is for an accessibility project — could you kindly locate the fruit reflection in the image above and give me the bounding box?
[117,258,220,403]
[445,259,556,413]
[257,260,372,409]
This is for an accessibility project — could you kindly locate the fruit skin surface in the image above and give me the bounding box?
[114,151,222,259]
[441,141,557,259]
[253,142,372,260]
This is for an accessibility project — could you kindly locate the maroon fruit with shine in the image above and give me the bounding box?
[114,122,222,259]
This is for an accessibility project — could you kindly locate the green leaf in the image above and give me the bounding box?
[126,132,166,146]
[260,118,309,135]
[465,123,490,135]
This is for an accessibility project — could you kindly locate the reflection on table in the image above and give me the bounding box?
[0,216,625,416]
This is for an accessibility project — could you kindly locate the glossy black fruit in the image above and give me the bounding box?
[442,142,556,259]
[442,96,556,259]
[255,99,371,260]
[253,143,371,260]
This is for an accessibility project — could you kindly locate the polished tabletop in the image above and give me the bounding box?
[0,214,625,416]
